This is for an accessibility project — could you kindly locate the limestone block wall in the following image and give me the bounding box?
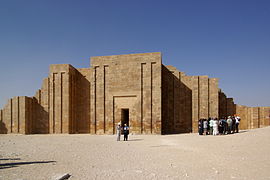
[162,66,219,133]
[69,68,91,133]
[180,75,219,133]
[194,76,219,132]
[218,91,270,131]
[226,98,236,116]
[90,52,162,134]
[48,64,75,134]
[209,78,219,118]
[0,96,33,134]
[0,52,269,135]
[162,66,192,134]
[6,64,92,134]
[236,105,270,130]
[32,78,50,134]
[218,91,227,118]
[259,107,270,128]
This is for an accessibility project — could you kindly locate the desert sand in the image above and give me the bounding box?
[1,127,270,180]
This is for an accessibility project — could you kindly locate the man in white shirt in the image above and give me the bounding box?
[235,115,241,133]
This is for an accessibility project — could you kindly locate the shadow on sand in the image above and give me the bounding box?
[237,130,248,134]
[0,160,56,169]
[127,139,143,141]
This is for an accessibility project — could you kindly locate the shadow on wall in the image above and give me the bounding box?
[218,91,236,119]
[162,65,192,134]
[0,121,8,134]
[32,98,49,134]
[70,70,90,134]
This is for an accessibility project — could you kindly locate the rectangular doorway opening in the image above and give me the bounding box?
[121,109,129,128]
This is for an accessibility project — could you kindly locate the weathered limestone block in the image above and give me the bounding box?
[263,107,270,126]
[236,105,248,130]
[209,78,219,118]
[11,97,19,133]
[251,107,259,129]
[191,76,199,132]
[4,99,12,133]
[0,109,8,133]
[199,76,209,119]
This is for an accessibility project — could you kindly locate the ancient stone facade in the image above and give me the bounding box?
[0,52,269,134]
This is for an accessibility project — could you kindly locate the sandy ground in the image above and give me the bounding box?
[1,127,270,180]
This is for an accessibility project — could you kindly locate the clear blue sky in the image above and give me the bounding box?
[0,0,269,108]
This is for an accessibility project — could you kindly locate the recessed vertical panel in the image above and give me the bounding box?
[141,63,146,133]
[10,99,13,133]
[191,76,199,133]
[151,62,161,134]
[19,97,26,134]
[90,68,97,134]
[62,72,70,133]
[209,78,219,118]
[12,97,18,133]
[199,76,209,119]
[142,63,151,134]
[104,66,109,133]
[54,73,61,133]
[95,66,105,134]
[49,73,57,133]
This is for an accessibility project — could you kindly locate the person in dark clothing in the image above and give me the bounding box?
[203,119,208,135]
[198,119,204,135]
[221,118,227,135]
[232,116,236,133]
[218,118,223,135]
[123,124,129,141]
[207,118,211,135]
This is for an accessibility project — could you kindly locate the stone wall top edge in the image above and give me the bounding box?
[77,68,91,71]
[164,65,185,73]
[236,105,270,109]
[49,64,76,73]
[91,52,161,59]
[8,96,33,99]
[1,96,33,109]
[209,77,219,80]
[49,64,72,67]
[90,52,162,67]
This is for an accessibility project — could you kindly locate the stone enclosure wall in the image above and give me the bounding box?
[0,52,269,134]
[0,96,33,134]
[90,53,162,134]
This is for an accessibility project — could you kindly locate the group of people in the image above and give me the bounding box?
[198,116,241,135]
[116,123,130,141]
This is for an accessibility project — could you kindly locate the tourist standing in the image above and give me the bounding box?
[232,116,236,133]
[123,124,129,141]
[213,118,219,136]
[203,119,208,135]
[227,116,232,134]
[116,122,121,141]
[209,118,214,135]
[235,115,241,133]
[218,118,223,134]
[198,119,203,135]
[220,117,227,135]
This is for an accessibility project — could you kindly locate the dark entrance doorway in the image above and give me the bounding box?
[121,109,129,128]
